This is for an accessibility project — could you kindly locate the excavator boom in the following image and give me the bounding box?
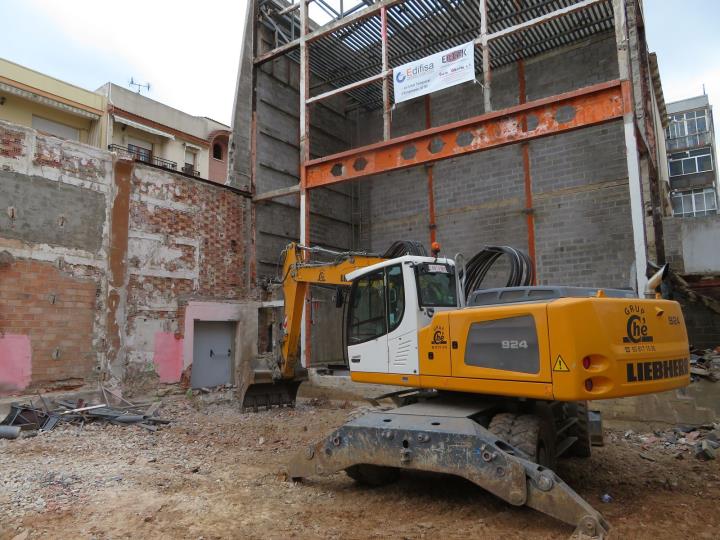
[279,244,385,379]
[240,243,384,410]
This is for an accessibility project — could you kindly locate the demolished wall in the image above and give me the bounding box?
[663,215,720,349]
[0,120,252,396]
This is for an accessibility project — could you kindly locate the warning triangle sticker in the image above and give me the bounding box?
[553,355,570,372]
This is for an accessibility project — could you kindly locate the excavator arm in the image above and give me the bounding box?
[240,243,385,410]
[279,243,385,379]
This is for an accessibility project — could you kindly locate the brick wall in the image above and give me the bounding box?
[123,165,249,384]
[0,259,99,388]
[0,119,253,395]
[0,120,111,394]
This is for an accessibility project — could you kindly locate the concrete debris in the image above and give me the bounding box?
[689,346,720,382]
[696,440,717,461]
[616,422,720,461]
[0,391,169,437]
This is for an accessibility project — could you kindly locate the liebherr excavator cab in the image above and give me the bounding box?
[343,255,689,402]
[243,243,690,539]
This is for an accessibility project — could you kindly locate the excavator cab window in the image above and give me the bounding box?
[348,269,387,344]
[386,265,405,332]
[348,265,406,345]
[415,263,457,307]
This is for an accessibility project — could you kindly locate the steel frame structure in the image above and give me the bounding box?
[249,0,648,367]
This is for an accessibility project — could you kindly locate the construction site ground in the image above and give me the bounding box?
[2,397,719,540]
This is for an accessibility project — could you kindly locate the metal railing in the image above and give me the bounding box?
[108,144,178,171]
[182,164,200,177]
[667,131,713,152]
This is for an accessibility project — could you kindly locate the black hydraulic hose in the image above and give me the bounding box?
[463,246,535,301]
[382,240,428,258]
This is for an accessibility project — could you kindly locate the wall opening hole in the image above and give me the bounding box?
[401,144,417,160]
[330,163,344,177]
[402,439,409,448]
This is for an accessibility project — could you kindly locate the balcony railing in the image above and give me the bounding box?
[109,144,177,171]
[182,164,200,177]
[667,131,712,152]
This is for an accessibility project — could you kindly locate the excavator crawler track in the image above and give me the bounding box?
[287,398,609,538]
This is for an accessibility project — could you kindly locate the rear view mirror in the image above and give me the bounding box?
[335,286,345,308]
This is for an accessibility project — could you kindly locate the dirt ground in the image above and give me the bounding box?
[1,397,719,540]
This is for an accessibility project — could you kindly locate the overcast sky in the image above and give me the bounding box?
[1,0,718,139]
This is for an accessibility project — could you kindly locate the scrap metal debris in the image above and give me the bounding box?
[0,389,169,437]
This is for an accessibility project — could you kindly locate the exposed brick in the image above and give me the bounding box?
[0,259,99,388]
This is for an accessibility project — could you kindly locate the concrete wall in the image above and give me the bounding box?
[359,33,634,289]
[0,119,253,396]
[664,215,720,274]
[227,16,362,365]
[662,215,720,349]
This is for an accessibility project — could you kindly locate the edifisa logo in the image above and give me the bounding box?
[395,71,406,84]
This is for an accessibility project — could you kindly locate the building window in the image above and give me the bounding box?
[668,147,713,177]
[212,143,223,160]
[31,115,80,141]
[666,109,711,150]
[183,149,198,175]
[671,187,718,217]
[127,137,153,163]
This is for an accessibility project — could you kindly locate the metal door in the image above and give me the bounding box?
[191,321,235,388]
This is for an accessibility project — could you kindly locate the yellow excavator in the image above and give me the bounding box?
[242,242,690,538]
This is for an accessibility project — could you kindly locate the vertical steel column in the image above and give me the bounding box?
[381,6,391,140]
[424,95,437,246]
[480,0,492,112]
[299,0,311,367]
[518,59,537,283]
[249,0,259,289]
[613,0,648,294]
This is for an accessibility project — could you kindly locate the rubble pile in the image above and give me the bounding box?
[690,346,720,382]
[616,423,720,461]
[0,388,169,439]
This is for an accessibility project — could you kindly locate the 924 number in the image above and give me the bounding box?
[501,340,528,349]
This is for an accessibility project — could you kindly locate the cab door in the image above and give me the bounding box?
[386,264,419,375]
[347,269,389,373]
[449,303,552,383]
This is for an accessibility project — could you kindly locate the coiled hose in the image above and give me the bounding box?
[462,246,535,301]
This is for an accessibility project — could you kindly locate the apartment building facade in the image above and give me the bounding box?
[0,58,106,146]
[97,83,231,183]
[0,58,231,184]
[665,95,718,217]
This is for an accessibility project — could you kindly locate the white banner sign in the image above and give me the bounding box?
[393,42,475,104]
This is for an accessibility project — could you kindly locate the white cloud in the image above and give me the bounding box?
[26,0,248,125]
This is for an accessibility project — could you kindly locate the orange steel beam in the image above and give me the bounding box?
[305,80,628,188]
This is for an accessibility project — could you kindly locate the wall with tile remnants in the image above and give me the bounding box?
[122,163,250,389]
[0,120,111,395]
[0,119,251,396]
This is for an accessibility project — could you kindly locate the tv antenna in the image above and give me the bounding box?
[129,77,151,95]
